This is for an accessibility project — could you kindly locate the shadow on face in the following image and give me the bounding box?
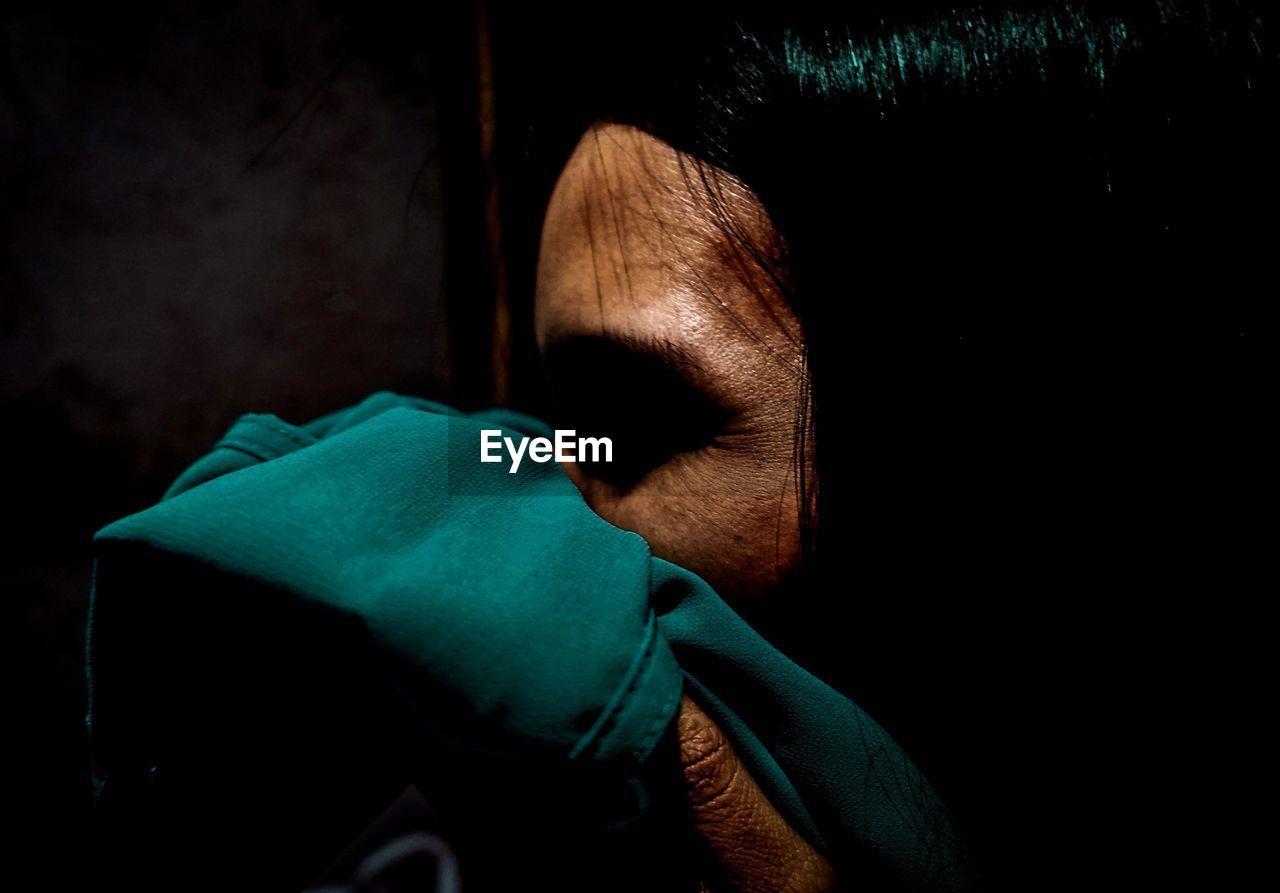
[535,123,812,603]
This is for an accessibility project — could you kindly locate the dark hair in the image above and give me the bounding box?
[488,2,1269,883]
[495,0,1265,553]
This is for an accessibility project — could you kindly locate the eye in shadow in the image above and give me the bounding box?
[542,334,732,487]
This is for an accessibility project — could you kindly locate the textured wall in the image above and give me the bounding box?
[2,3,453,881]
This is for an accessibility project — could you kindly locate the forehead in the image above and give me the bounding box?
[534,124,803,383]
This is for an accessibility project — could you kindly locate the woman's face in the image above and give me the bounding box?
[535,124,811,603]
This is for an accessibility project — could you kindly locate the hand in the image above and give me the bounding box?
[678,694,838,893]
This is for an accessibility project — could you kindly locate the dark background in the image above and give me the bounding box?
[3,2,493,884]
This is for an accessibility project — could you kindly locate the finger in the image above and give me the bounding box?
[677,694,837,893]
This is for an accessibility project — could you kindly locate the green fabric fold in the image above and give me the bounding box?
[86,392,970,890]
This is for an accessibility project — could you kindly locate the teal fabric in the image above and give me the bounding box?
[86,392,969,890]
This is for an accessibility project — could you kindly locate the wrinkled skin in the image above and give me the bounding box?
[679,695,838,893]
[536,124,832,891]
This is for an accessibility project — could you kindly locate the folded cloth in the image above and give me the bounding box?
[86,392,970,890]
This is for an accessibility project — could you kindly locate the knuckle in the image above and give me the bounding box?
[678,704,741,814]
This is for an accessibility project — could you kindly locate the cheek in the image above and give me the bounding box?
[569,448,804,603]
